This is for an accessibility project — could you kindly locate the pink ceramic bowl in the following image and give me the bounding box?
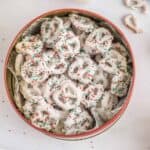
[4,8,135,140]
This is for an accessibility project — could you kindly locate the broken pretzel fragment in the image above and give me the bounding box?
[123,14,143,33]
[123,0,148,13]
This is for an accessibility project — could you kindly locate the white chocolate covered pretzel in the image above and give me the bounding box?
[69,13,96,33]
[96,107,121,122]
[43,50,68,75]
[62,107,93,134]
[99,49,127,74]
[41,17,63,48]
[112,42,132,63]
[93,66,109,89]
[90,92,118,122]
[23,96,46,119]
[15,54,24,76]
[112,42,128,57]
[84,28,113,55]
[21,57,49,84]
[54,30,80,58]
[82,84,104,108]
[123,14,143,33]
[20,80,42,100]
[16,35,43,56]
[68,53,97,84]
[52,80,82,110]
[100,91,118,110]
[31,104,64,131]
[124,0,148,13]
[111,71,131,97]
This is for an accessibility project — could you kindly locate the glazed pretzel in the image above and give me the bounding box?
[16,35,43,56]
[54,30,80,58]
[62,107,93,135]
[43,51,68,75]
[41,16,63,48]
[82,84,104,108]
[23,96,64,131]
[23,96,47,119]
[84,28,113,55]
[111,71,131,97]
[42,75,67,102]
[99,49,127,74]
[124,0,148,13]
[93,66,109,89]
[112,42,128,57]
[21,57,49,84]
[7,66,23,111]
[96,107,121,122]
[15,54,24,76]
[31,100,64,131]
[69,14,96,33]
[68,54,97,84]
[20,80,42,100]
[100,91,118,110]
[123,14,143,33]
[112,42,132,63]
[90,107,104,128]
[52,80,82,110]
[90,92,118,122]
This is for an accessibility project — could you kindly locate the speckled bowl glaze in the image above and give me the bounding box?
[4,8,135,140]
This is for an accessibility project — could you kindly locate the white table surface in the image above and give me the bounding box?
[0,0,150,150]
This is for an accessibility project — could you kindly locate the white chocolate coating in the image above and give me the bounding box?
[52,80,82,110]
[69,14,96,33]
[68,53,97,84]
[54,30,80,58]
[15,54,24,76]
[84,28,113,55]
[41,17,63,48]
[99,49,127,74]
[16,35,43,56]
[43,51,68,75]
[123,14,143,33]
[93,66,109,89]
[124,0,148,13]
[111,72,131,97]
[62,107,93,135]
[21,57,49,84]
[82,84,104,108]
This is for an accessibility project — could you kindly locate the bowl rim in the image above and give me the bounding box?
[3,8,136,140]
